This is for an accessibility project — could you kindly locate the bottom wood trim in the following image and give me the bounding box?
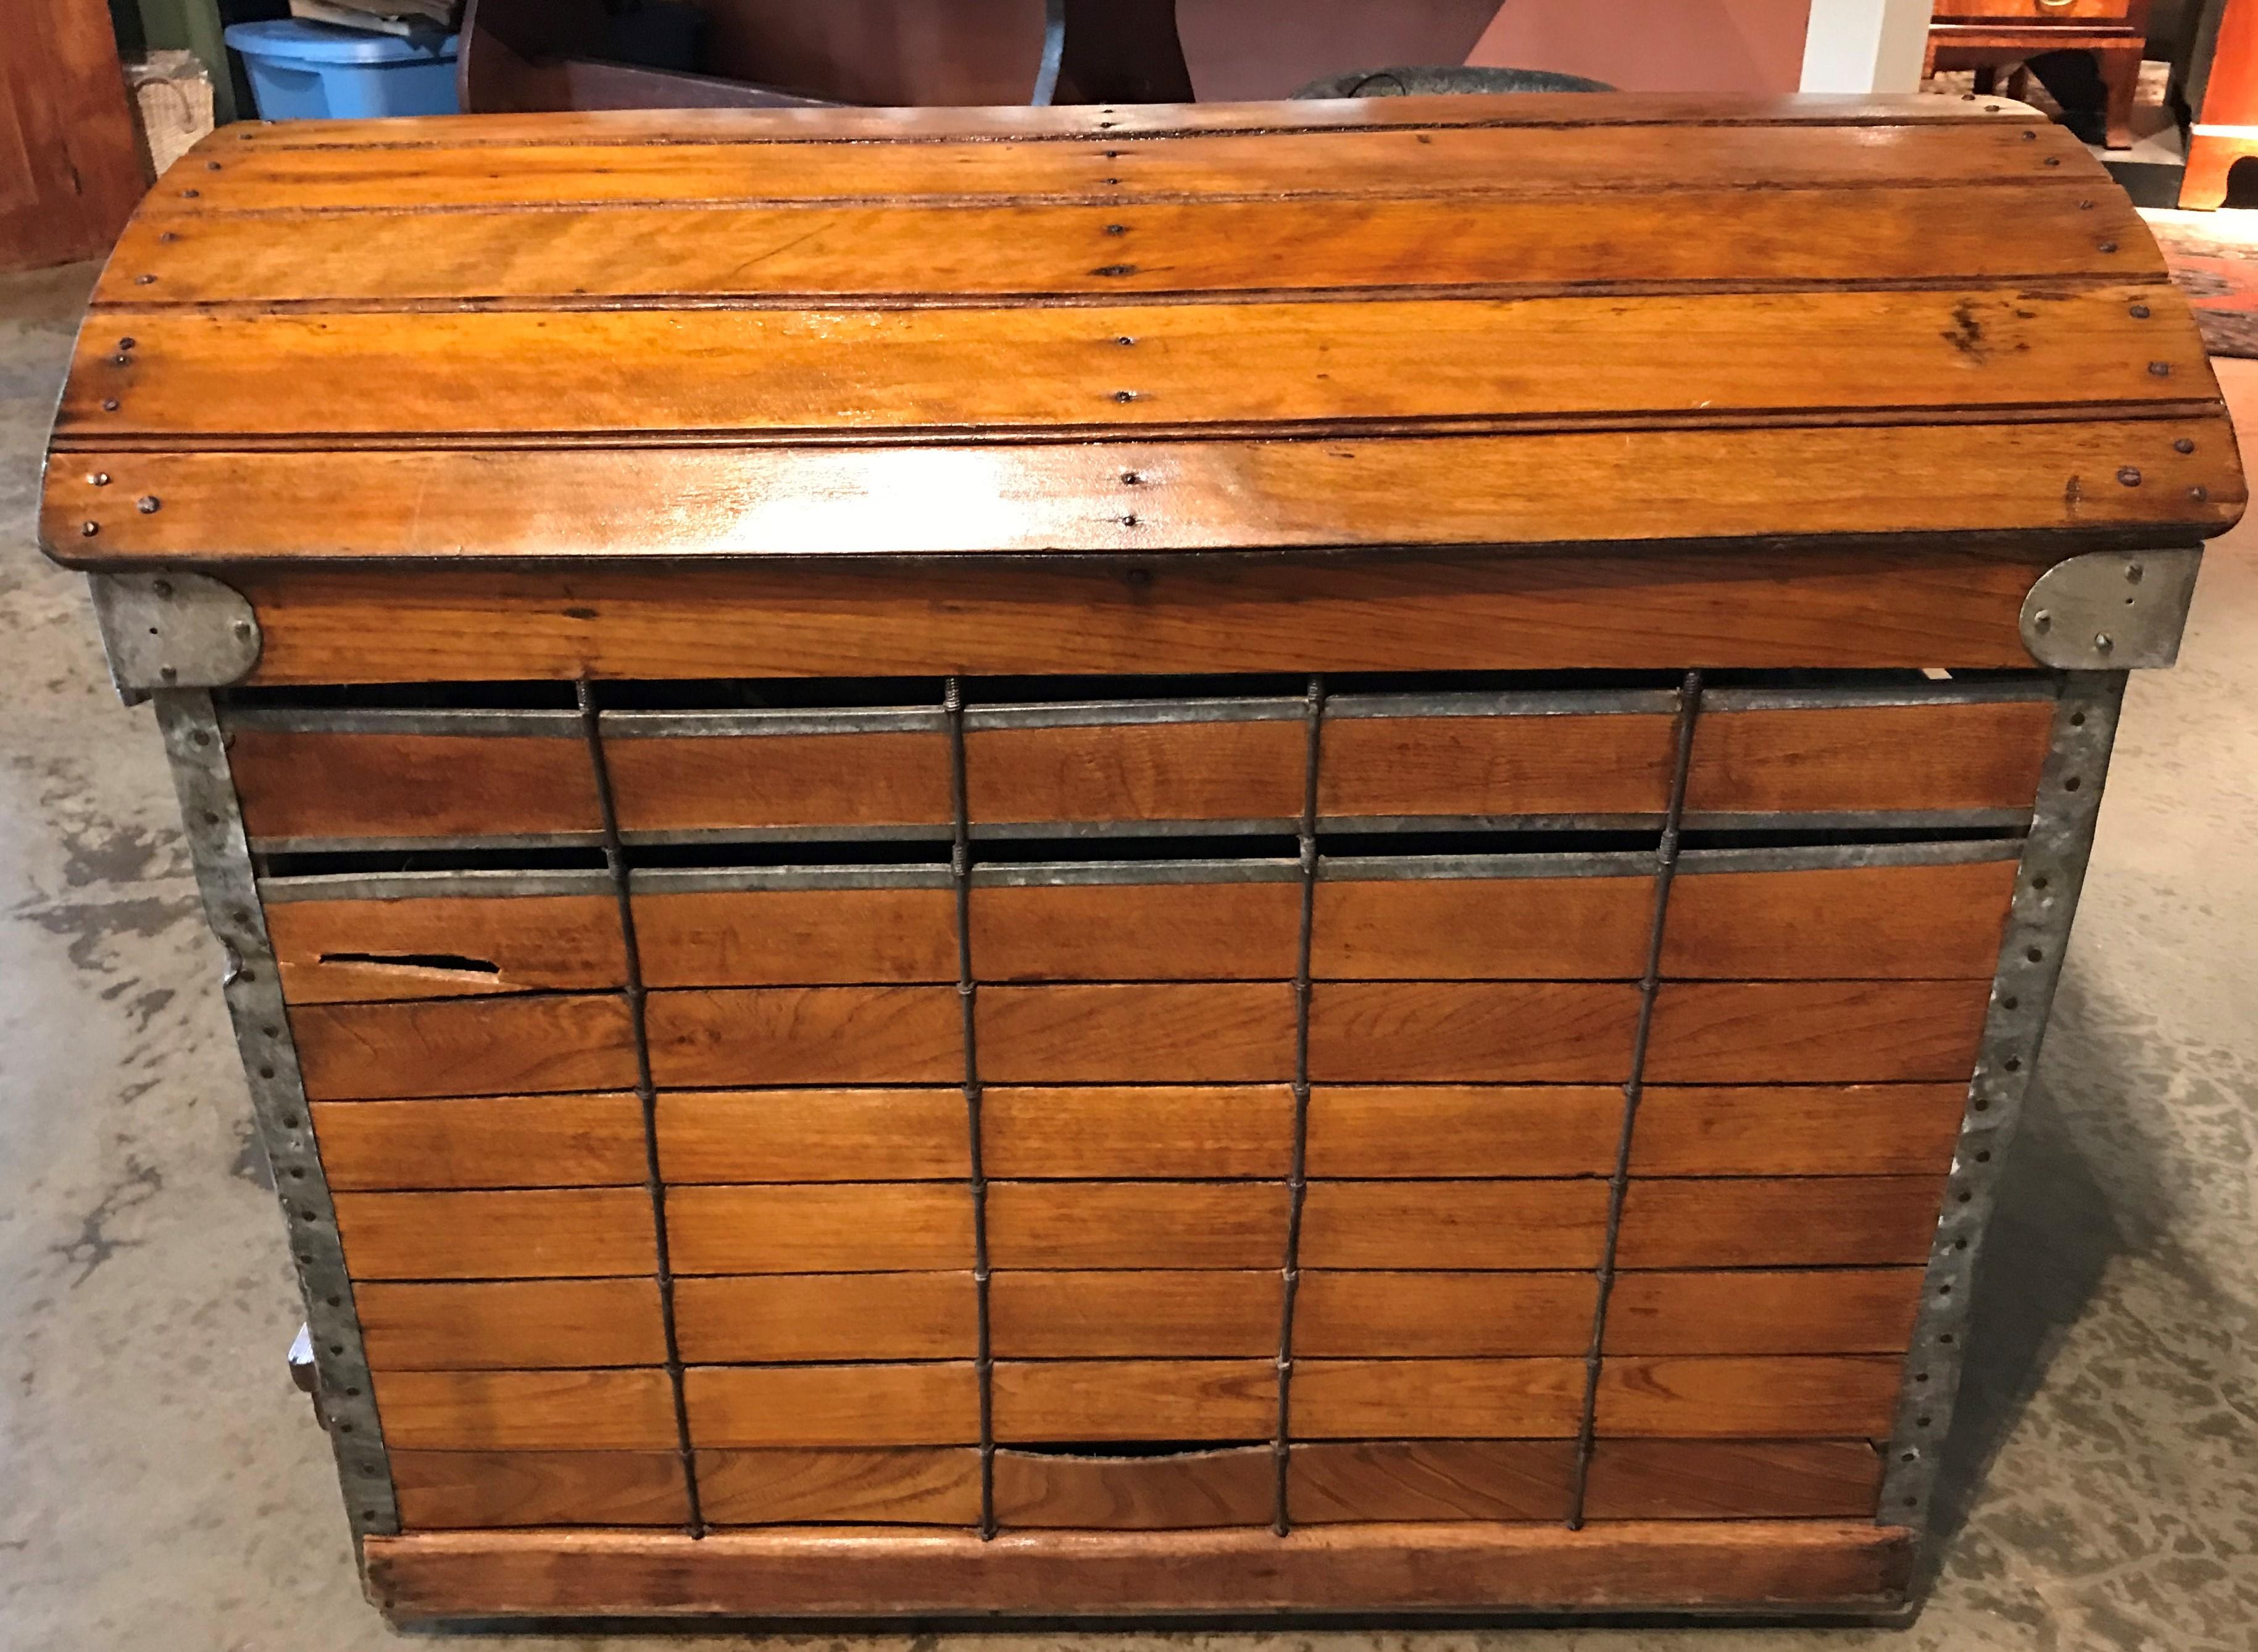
[364,1521,1913,1618]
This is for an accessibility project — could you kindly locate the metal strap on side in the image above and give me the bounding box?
[945,677,999,1540]
[151,690,398,1540]
[1272,675,1326,1534]
[1875,671,2127,1550]
[576,680,703,1537]
[1565,669,1704,1529]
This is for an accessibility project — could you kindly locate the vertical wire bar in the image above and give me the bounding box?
[577,678,704,1537]
[1272,674,1327,1535]
[945,676,998,1540]
[1566,668,1703,1529]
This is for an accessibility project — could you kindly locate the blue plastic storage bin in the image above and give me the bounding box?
[223,20,459,120]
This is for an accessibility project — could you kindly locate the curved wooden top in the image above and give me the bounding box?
[40,93,2245,567]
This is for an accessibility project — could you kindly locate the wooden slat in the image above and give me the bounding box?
[686,1364,982,1448]
[65,285,2201,440]
[667,1184,974,1274]
[982,1087,1294,1179]
[1303,1085,1623,1178]
[357,1279,668,1370]
[672,1274,978,1363]
[970,881,1302,982]
[1643,981,1991,1083]
[268,893,625,1003]
[644,987,962,1087]
[392,1450,688,1529]
[292,994,638,1101]
[988,1270,1281,1358]
[311,1093,647,1191]
[633,887,958,988]
[1583,1440,1882,1521]
[1307,982,1643,1083]
[1288,1440,1577,1523]
[1294,1271,1601,1358]
[698,1449,984,1525]
[604,731,951,835]
[362,1519,1918,1617]
[1630,1085,1969,1175]
[334,1188,657,1280]
[990,1359,1277,1442]
[967,719,1305,827]
[1299,1180,1610,1270]
[1292,1359,1588,1438]
[1662,859,2018,978]
[1312,875,1652,978]
[228,730,599,841]
[374,1368,680,1450]
[986,1182,1288,1269]
[993,1448,1275,1530]
[1604,1269,1926,1356]
[977,983,1298,1083]
[1320,712,1677,820]
[223,548,2070,684]
[1615,1176,1946,1269]
[655,1089,970,1183]
[1594,1356,1904,1438]
[1684,699,2056,814]
[50,421,2236,564]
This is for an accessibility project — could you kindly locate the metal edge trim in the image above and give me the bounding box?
[1324,690,1681,719]
[1319,850,1657,882]
[960,698,1304,730]
[631,866,957,893]
[259,869,618,903]
[971,859,1302,887]
[601,707,949,737]
[1702,680,2057,712]
[1673,839,2026,875]
[222,706,585,738]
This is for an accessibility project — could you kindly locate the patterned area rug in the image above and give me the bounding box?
[2144,210,2258,359]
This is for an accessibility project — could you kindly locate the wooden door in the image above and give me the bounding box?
[0,0,146,272]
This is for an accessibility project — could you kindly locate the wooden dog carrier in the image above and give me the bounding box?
[40,93,2243,1622]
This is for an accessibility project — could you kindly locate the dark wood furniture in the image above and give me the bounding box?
[2181,0,2258,206]
[1927,0,2154,149]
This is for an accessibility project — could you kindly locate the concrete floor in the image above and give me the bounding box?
[1,260,2252,1652]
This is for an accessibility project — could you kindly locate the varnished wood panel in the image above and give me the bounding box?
[1615,1176,1947,1269]
[229,730,600,841]
[1643,981,1991,1083]
[1582,1440,1882,1521]
[1594,1356,1904,1438]
[393,1450,688,1529]
[699,1448,984,1525]
[686,1363,981,1447]
[604,732,951,835]
[993,1447,1275,1530]
[1294,1271,1600,1358]
[291,994,638,1101]
[1320,713,1678,820]
[1684,700,2056,814]
[990,1359,1277,1442]
[1299,1180,1610,1270]
[1630,1085,1969,1176]
[333,1188,657,1280]
[1604,1269,1925,1356]
[967,718,1306,827]
[633,887,958,988]
[1303,1086,1623,1179]
[268,893,626,1002]
[1288,1440,1577,1523]
[1292,1358,1588,1439]
[655,1089,969,1183]
[672,1273,978,1362]
[312,1093,647,1191]
[988,1270,1281,1358]
[986,1181,1289,1269]
[667,1184,975,1274]
[1307,982,1643,1083]
[977,984,1298,1083]
[362,1519,1918,1617]
[1662,860,2018,979]
[374,1368,680,1450]
[982,1087,1293,1179]
[1313,875,1652,979]
[644,987,962,1087]
[970,880,1302,982]
[357,1279,669,1370]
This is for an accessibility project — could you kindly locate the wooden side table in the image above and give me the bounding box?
[1927,0,2153,149]
[2181,0,2258,207]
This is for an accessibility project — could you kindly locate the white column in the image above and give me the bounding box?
[1799,0,1932,93]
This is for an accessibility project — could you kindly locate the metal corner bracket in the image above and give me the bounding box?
[2020,549,2201,670]
[88,571,262,704]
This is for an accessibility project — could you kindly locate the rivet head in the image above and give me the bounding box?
[180,187,199,198]
[137,495,160,514]
[1116,335,1135,346]
[2033,609,2052,631]
[2022,128,2037,140]
[206,159,222,171]
[111,353,130,366]
[1106,223,1128,235]
[2149,361,2172,377]
[118,336,136,349]
[2117,466,2141,486]
[1114,389,1136,403]
[88,471,110,486]
[2094,632,2115,652]
[2173,437,2195,454]
[1121,470,1142,484]
[2098,240,2118,253]
[80,520,99,536]
[158,231,178,244]
[135,273,156,284]
[2078,199,2095,210]
[2190,485,2210,503]
[152,578,173,598]
[101,398,119,411]
[2044,155,2060,165]
[2129,303,2151,319]
[159,665,178,681]
[2125,562,2144,585]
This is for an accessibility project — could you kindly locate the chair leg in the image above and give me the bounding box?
[2099,44,2142,149]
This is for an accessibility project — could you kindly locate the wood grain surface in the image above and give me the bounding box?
[357,1279,669,1370]
[1684,699,2055,814]
[1643,980,1992,1083]
[666,1183,975,1274]
[655,1088,970,1183]
[392,1450,689,1529]
[644,987,963,1087]
[1661,859,2020,978]
[292,994,638,1100]
[981,1086,1294,1178]
[230,730,601,841]
[686,1363,981,1448]
[992,1448,1276,1530]
[633,887,959,988]
[977,983,1299,1082]
[1287,1440,1577,1522]
[1593,1356,1904,1438]
[1582,1440,1883,1521]
[673,1274,979,1363]
[373,1368,681,1451]
[986,1180,1290,1269]
[312,1093,648,1191]
[1303,1086,1623,1178]
[1628,1085,1970,1176]
[1615,1175,1948,1268]
[970,880,1303,982]
[1298,1180,1612,1270]
[966,719,1307,827]
[991,1359,1278,1441]
[1312,875,1653,979]
[698,1448,985,1525]
[333,1188,657,1280]
[605,730,952,834]
[269,893,627,1002]
[988,1270,1281,1358]
[1307,982,1644,1082]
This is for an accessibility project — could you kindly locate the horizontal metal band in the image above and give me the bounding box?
[259,868,618,903]
[1320,850,1657,882]
[249,830,607,855]
[1702,680,2054,712]
[1327,689,1680,720]
[620,824,958,846]
[631,864,955,894]
[970,858,1301,887]
[222,706,585,737]
[960,698,1304,730]
[968,818,1297,840]
[1679,807,2032,832]
[602,707,948,737]
[1675,838,2024,875]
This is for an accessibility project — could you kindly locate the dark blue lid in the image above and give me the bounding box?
[224,19,457,65]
